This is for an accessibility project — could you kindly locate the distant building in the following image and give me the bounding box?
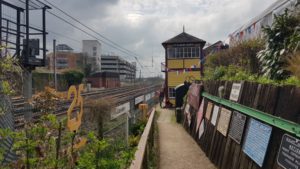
[82,40,102,72]
[87,72,120,88]
[56,44,74,52]
[229,0,298,46]
[203,41,229,56]
[162,30,206,106]
[101,54,136,82]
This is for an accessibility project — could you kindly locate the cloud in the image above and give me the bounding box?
[29,0,276,76]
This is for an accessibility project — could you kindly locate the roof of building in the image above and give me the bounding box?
[203,41,229,56]
[162,31,206,47]
[56,44,73,52]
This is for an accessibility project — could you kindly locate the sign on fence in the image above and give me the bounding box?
[145,93,151,101]
[151,92,155,98]
[111,102,130,119]
[243,118,272,167]
[135,95,144,105]
[277,134,300,169]
[217,108,232,136]
[228,111,247,144]
[211,105,220,126]
[230,83,242,102]
[205,102,213,120]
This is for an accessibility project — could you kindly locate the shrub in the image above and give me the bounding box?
[286,51,300,79]
[257,9,300,80]
[204,65,252,81]
[63,70,84,87]
[205,39,264,74]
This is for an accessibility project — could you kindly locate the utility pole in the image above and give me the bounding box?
[53,39,57,90]
[23,0,32,122]
[139,69,141,79]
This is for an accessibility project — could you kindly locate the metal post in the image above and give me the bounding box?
[0,0,2,56]
[125,113,129,146]
[23,0,32,121]
[42,7,46,66]
[23,70,32,121]
[5,21,8,56]
[53,39,57,90]
[16,9,21,57]
[200,47,204,77]
[25,0,29,66]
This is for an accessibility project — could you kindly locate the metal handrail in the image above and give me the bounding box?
[202,92,300,137]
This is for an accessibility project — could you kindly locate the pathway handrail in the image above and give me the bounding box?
[202,91,300,137]
[130,108,156,169]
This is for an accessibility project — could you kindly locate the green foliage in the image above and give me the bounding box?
[77,133,135,169]
[129,120,147,136]
[0,114,137,169]
[257,9,300,80]
[0,85,138,168]
[203,64,300,87]
[63,70,84,87]
[205,39,264,74]
[0,57,22,95]
[204,65,252,81]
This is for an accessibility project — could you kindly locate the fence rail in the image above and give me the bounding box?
[202,92,300,137]
[130,108,156,169]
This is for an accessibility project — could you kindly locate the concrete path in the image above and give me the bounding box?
[157,106,216,169]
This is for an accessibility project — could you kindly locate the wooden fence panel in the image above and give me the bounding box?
[183,81,300,169]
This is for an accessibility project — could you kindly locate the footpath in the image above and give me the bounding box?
[157,106,216,169]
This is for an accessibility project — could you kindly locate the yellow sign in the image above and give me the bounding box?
[67,84,84,131]
[67,84,86,149]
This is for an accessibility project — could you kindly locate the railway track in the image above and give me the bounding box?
[12,84,160,129]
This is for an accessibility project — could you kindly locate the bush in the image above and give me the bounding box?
[203,64,300,87]
[63,70,84,86]
[204,65,252,81]
[257,9,300,80]
[205,39,264,74]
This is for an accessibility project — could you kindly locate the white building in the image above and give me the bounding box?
[229,0,298,46]
[101,54,136,82]
[82,40,102,71]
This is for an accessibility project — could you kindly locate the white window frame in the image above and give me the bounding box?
[168,87,176,98]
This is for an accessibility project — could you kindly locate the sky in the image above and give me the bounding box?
[11,0,276,77]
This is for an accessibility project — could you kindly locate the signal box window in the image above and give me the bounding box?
[168,88,176,98]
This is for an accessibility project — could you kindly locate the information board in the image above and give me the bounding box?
[198,119,205,139]
[230,83,242,102]
[277,134,300,169]
[196,101,204,132]
[145,93,151,101]
[217,108,232,136]
[211,105,220,126]
[151,92,155,98]
[111,102,130,119]
[243,118,272,167]
[205,102,213,120]
[228,111,247,144]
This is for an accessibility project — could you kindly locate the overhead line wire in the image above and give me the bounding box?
[41,0,150,72]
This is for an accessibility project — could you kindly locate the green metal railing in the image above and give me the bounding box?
[202,92,300,137]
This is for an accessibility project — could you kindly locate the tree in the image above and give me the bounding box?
[83,64,92,77]
[63,70,84,87]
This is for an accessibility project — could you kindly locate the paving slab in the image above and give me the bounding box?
[157,106,216,169]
